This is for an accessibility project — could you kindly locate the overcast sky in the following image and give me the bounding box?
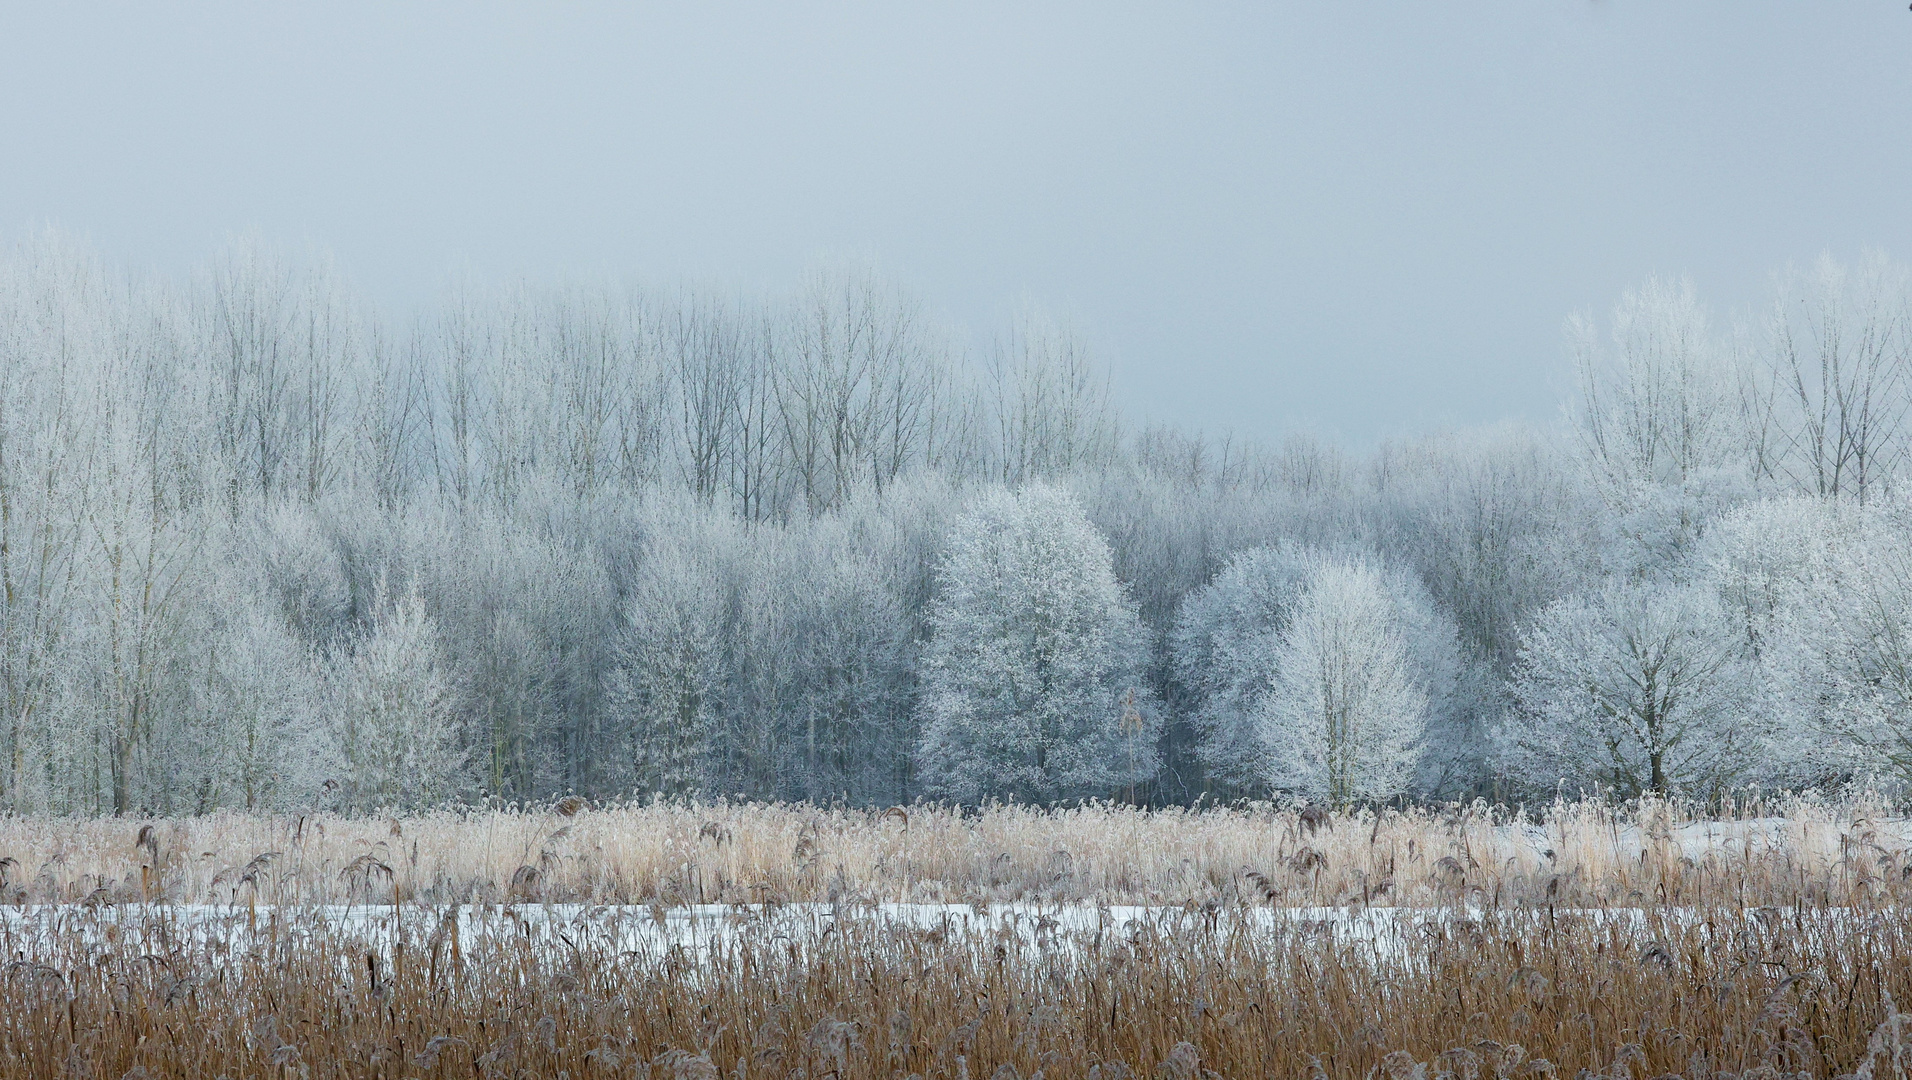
[3,3,1909,443]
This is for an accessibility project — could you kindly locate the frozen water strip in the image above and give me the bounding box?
[0,901,1848,971]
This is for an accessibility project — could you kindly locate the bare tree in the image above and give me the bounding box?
[668,290,747,504]
[774,266,944,513]
[426,289,485,506]
[1753,253,1912,501]
[354,320,428,511]
[1571,275,1738,498]
[988,309,1117,484]
[208,243,295,511]
[0,242,89,810]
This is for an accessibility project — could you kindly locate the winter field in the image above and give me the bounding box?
[5,1,1911,1068]
[8,246,1912,1077]
[8,800,1912,1077]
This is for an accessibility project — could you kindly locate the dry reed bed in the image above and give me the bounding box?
[6,902,1912,1078]
[1,798,1906,908]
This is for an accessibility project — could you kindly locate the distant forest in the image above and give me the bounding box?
[3,236,1910,815]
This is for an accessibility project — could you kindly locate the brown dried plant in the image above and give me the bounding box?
[0,795,1901,908]
[0,901,1910,1078]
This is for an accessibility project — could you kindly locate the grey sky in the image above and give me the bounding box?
[3,3,1909,444]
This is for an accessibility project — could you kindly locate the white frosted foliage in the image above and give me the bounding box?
[1501,581,1751,796]
[1260,557,1428,804]
[322,586,464,811]
[916,484,1156,803]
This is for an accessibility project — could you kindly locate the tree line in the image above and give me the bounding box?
[2,235,1910,814]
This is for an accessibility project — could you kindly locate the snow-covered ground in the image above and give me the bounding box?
[1486,815,1912,866]
[0,899,1832,968]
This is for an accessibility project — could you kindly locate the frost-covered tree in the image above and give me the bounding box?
[987,311,1118,484]
[15,231,1912,812]
[420,495,612,801]
[777,512,916,803]
[1566,276,1751,592]
[1501,581,1753,796]
[1173,545,1465,800]
[187,592,321,811]
[774,265,951,512]
[1734,498,1912,786]
[1696,497,1850,657]
[1172,555,1281,772]
[1804,530,1912,785]
[1259,556,1431,804]
[1743,253,1912,501]
[1170,547,1313,794]
[1570,275,1740,496]
[603,511,730,798]
[916,484,1156,803]
[0,244,90,812]
[1684,497,1852,786]
[1363,426,1575,674]
[323,585,463,811]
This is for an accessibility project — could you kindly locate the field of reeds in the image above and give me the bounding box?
[3,796,1911,908]
[7,897,1912,1077]
[8,798,1912,1078]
